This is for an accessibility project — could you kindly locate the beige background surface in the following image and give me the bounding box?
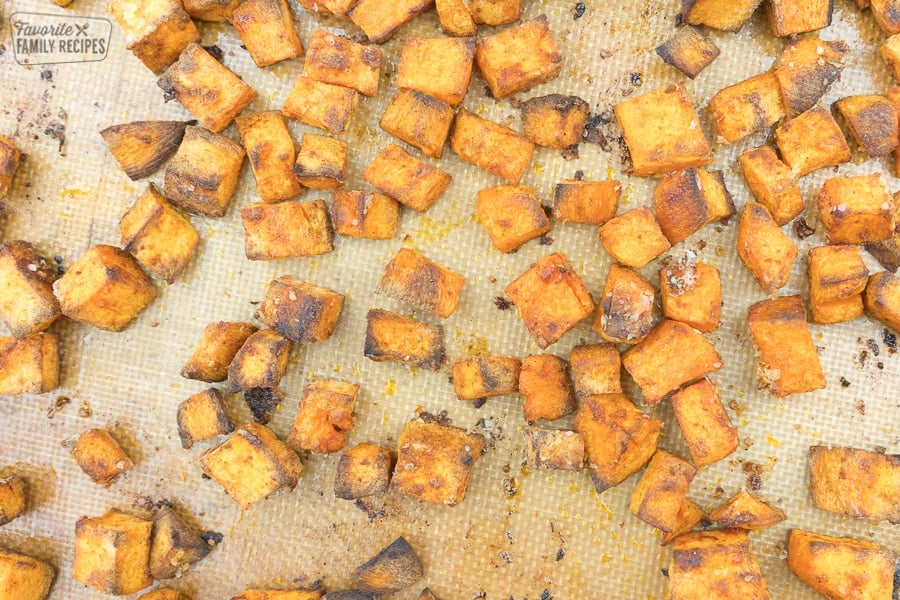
[0,0,898,598]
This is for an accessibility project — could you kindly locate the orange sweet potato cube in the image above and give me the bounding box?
[810,295,864,325]
[709,489,786,530]
[469,0,520,24]
[396,37,475,106]
[659,499,706,546]
[71,428,134,485]
[108,0,199,73]
[593,264,655,344]
[708,72,784,144]
[451,355,521,401]
[808,445,900,523]
[282,77,358,135]
[363,309,445,370]
[0,136,21,198]
[553,180,620,225]
[0,334,59,395]
[598,207,671,269]
[670,378,738,467]
[881,33,900,81]
[518,354,576,421]
[737,201,798,295]
[629,450,697,533]
[287,379,358,454]
[0,548,54,600]
[227,328,292,393]
[520,94,590,149]
[774,38,847,117]
[817,174,895,245]
[682,0,763,30]
[0,241,60,339]
[255,276,344,343]
[362,144,452,212]
[474,15,562,99]
[236,111,302,203]
[808,245,868,325]
[668,530,770,599]
[450,109,535,184]
[655,25,720,79]
[380,90,454,159]
[476,185,551,253]
[768,0,833,36]
[240,200,333,260]
[659,260,722,332]
[835,95,899,157]
[164,126,245,217]
[183,0,241,21]
[872,0,900,33]
[176,387,234,449]
[569,343,621,397]
[72,509,153,595]
[378,248,464,318]
[331,190,400,240]
[435,0,476,36]
[334,442,393,500]
[293,134,348,190]
[348,0,433,43]
[738,146,803,225]
[232,0,303,67]
[181,321,258,382]
[303,29,382,96]
[775,106,850,177]
[653,167,734,245]
[864,271,900,332]
[525,427,584,471]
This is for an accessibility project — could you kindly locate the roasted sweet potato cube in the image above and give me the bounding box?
[107,0,200,73]
[390,419,485,506]
[737,202,798,295]
[593,265,655,344]
[747,295,825,397]
[378,248,464,318]
[353,536,423,595]
[670,378,738,467]
[574,393,661,493]
[164,126,245,217]
[787,529,896,599]
[138,589,192,600]
[450,109,534,184]
[256,276,344,343]
[72,509,153,595]
[768,0,833,36]
[553,180,620,225]
[177,388,234,448]
[232,0,303,67]
[835,95,898,157]
[659,260,722,332]
[775,38,847,118]
[240,200,334,260]
[331,190,400,239]
[364,309,445,370]
[435,0,476,36]
[653,168,734,245]
[570,343,621,397]
[810,295,864,325]
[303,30,382,96]
[682,0,763,30]
[100,120,188,181]
[738,146,803,225]
[872,0,900,33]
[525,427,584,470]
[0,334,59,395]
[881,33,900,81]
[233,591,322,600]
[0,477,26,525]
[236,111,301,203]
[157,43,257,133]
[451,355,521,401]
[775,106,850,177]
[119,185,199,284]
[808,245,868,306]
[0,241,60,338]
[476,185,551,253]
[865,234,900,272]
[518,354,576,421]
[629,450,697,533]
[0,136,21,198]
[708,72,784,144]
[380,90,454,159]
[282,77,358,135]
[469,0,520,24]
[293,134,348,190]
[149,506,210,580]
[71,429,133,486]
[709,489,785,529]
[396,37,474,106]
[659,499,705,546]
[520,94,589,148]
[362,144,452,212]
[864,271,900,331]
[334,442,392,500]
[656,25,720,79]
[809,446,900,523]
[53,245,157,331]
[183,0,240,20]
[614,83,713,177]
[668,530,769,599]
[622,319,723,405]
[182,322,257,382]
[348,0,433,43]
[475,16,561,99]
[817,175,894,245]
[598,207,671,269]
[227,329,291,393]
[287,379,358,454]
[504,253,595,349]
[0,547,53,600]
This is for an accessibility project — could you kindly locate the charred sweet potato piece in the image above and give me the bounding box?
[183,0,240,20]
[659,260,722,332]
[303,29,382,97]
[708,72,784,144]
[476,185,551,253]
[0,547,54,600]
[520,94,590,148]
[817,175,894,245]
[182,322,258,383]
[0,333,59,395]
[293,134,349,190]
[775,38,847,117]
[256,276,344,343]
[655,25,720,79]
[378,248,464,318]
[835,95,899,157]
[287,379,358,454]
[164,126,245,217]
[709,489,785,530]
[334,442,392,500]
[363,309,445,370]
[652,167,734,245]
[232,0,303,67]
[474,15,562,99]
[450,109,534,185]
[436,0,476,36]
[593,264,655,344]
[362,144,452,212]
[149,506,210,580]
[331,190,400,240]
[525,427,584,470]
[808,446,900,523]
[518,354,576,421]
[668,529,769,599]
[176,388,234,449]
[872,0,900,33]
[352,537,423,595]
[236,111,301,203]
[348,0,433,43]
[864,271,900,331]
[72,509,153,595]
[0,136,21,198]
[0,241,60,338]
[227,329,292,393]
[553,180,620,225]
[0,476,26,526]
[108,0,200,73]
[629,450,697,533]
[775,106,850,177]
[670,378,738,467]
[768,0,833,36]
[736,201,798,295]
[451,355,521,401]
[569,343,621,397]
[71,428,133,485]
[240,200,334,260]
[100,120,189,180]
[682,0,763,30]
[282,77,358,135]
[881,33,900,81]
[808,245,868,324]
[738,146,803,225]
[380,90,454,159]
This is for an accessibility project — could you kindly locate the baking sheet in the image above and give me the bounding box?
[0,0,898,598]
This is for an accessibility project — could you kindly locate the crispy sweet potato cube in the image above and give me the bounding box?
[294,134,348,190]
[0,548,53,600]
[614,83,713,177]
[598,207,671,269]
[390,419,485,506]
[525,427,584,470]
[864,271,900,331]
[737,202,798,295]
[149,506,210,580]
[817,175,894,245]
[303,30,382,96]
[0,136,21,198]
[670,379,738,467]
[450,109,534,184]
[520,94,590,148]
[0,334,59,395]
[593,264,655,344]
[378,248,464,318]
[622,319,723,405]
[107,0,200,73]
[119,185,199,283]
[747,296,825,397]
[282,77,358,135]
[100,120,188,181]
[682,0,763,30]
[380,90,454,159]
[177,388,234,449]
[256,276,344,343]
[236,111,301,203]
[364,309,445,370]
[332,190,400,240]
[835,95,898,157]
[709,489,785,529]
[233,591,321,600]
[240,200,334,260]
[504,253,595,349]
[348,0,433,43]
[53,245,156,331]
[157,43,257,133]
[183,0,240,20]
[668,529,769,599]
[809,446,900,523]
[138,589,192,600]
[865,233,900,272]
[469,0,520,24]
[435,0,476,36]
[872,0,900,33]
[71,429,133,485]
[287,379,358,454]
[553,180,620,225]
[738,146,803,225]
[574,393,661,493]
[768,0,833,36]
[808,245,868,311]
[775,106,850,177]
[72,510,153,595]
[518,354,576,421]
[653,168,734,245]
[775,38,847,118]
[201,422,302,509]
[476,185,551,253]
[353,536,423,595]
[810,295,864,325]
[164,126,245,217]
[396,37,474,106]
[0,241,60,338]
[787,529,896,599]
[451,355,521,401]
[570,343,621,397]
[629,450,697,533]
[656,25,720,79]
[659,260,722,332]
[881,33,900,81]
[0,477,26,525]
[334,442,392,500]
[659,499,706,546]
[232,0,303,67]
[227,329,292,393]
[182,322,258,382]
[708,73,784,144]
[362,144,452,212]
[475,16,561,99]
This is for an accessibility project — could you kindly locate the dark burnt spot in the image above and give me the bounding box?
[494,296,513,310]
[200,530,223,545]
[556,548,565,561]
[473,398,487,409]
[203,45,224,62]
[561,145,579,160]
[361,47,381,68]
[840,376,851,387]
[244,387,283,424]
[573,2,586,19]
[867,338,880,356]
[794,217,815,239]
[630,72,642,87]
[674,549,703,570]
[40,69,52,81]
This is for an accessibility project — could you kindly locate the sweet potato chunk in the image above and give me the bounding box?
[334,442,392,500]
[236,111,301,203]
[331,190,400,240]
[0,136,21,198]
[0,333,59,395]
[598,207,671,269]
[240,200,334,260]
[451,355,521,401]
[0,477,27,526]
[864,271,900,331]
[670,379,738,467]
[282,77,358,135]
[164,126,245,217]
[520,94,590,148]
[348,0,433,43]
[881,33,900,81]
[177,388,234,449]
[708,72,784,144]
[72,509,153,595]
[774,38,846,117]
[139,589,192,600]
[353,537,423,595]
[294,134,348,190]
[553,180,620,225]
[232,0,303,67]
[682,0,763,30]
[659,260,722,332]
[738,146,803,225]
[378,248,464,318]
[0,547,54,600]
[768,0,833,36]
[525,427,584,470]
[653,167,734,245]
[736,201,798,295]
[396,37,474,106]
[183,0,240,20]
[362,144,452,212]
[808,245,868,324]
[182,322,258,382]
[71,429,134,485]
[476,185,551,253]
[287,379,358,454]
[808,446,900,523]
[474,16,562,99]
[668,529,770,599]
[872,0,900,33]
[569,343,621,397]
[593,264,655,344]
[256,276,344,343]
[227,329,292,393]
[817,174,894,245]
[518,354,576,421]
[100,120,189,181]
[775,107,850,177]
[655,25,720,79]
[149,506,210,580]
[303,29,381,97]
[436,0,476,35]
[450,108,534,185]
[835,95,898,157]
[107,0,200,73]
[629,450,697,533]
[660,499,706,546]
[363,309,445,370]
[0,241,60,338]
[380,90,454,159]
[469,0,519,24]
[709,490,785,530]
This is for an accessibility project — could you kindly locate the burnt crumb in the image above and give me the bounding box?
[561,145,579,160]
[541,590,553,600]
[354,498,387,520]
[40,69,52,81]
[418,410,451,426]
[44,122,66,154]
[713,485,725,499]
[574,169,584,180]
[742,461,764,491]
[875,445,887,454]
[161,86,176,102]
[500,550,512,563]
[877,361,884,370]
[858,349,869,367]
[661,567,670,578]
[494,296,513,310]
[794,217,815,239]
[556,547,565,561]
[893,566,899,600]
[200,530,224,546]
[203,44,225,61]
[502,477,517,497]
[573,2,586,19]
[244,387,283,424]
[582,113,610,150]
[47,395,71,419]
[78,400,92,418]
[473,397,487,409]
[840,376,851,387]
[539,234,554,246]
[747,473,763,491]
[541,203,553,219]
[867,338,880,357]
[856,400,866,415]
[629,72,643,87]
[883,329,897,353]
[133,496,172,512]
[483,85,495,99]
[674,11,684,26]
[201,472,212,480]
[53,254,64,275]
